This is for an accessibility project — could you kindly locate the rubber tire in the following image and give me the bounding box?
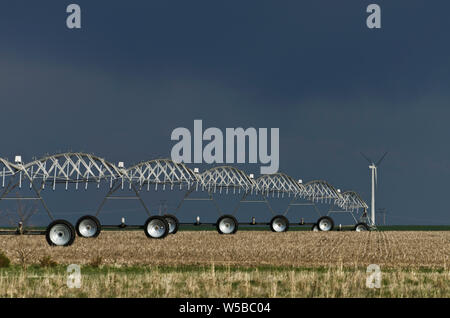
[270,215,289,232]
[164,214,179,235]
[144,216,169,239]
[354,222,370,232]
[75,215,102,238]
[216,215,238,235]
[311,224,319,232]
[45,220,76,246]
[317,216,334,232]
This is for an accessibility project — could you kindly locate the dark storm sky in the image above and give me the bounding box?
[0,0,449,224]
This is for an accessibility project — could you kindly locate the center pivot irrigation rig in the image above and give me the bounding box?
[0,153,370,246]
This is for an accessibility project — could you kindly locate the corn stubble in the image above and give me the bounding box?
[0,231,448,268]
[0,231,448,297]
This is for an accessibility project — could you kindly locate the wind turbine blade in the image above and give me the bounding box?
[376,152,388,166]
[375,167,378,188]
[360,152,372,164]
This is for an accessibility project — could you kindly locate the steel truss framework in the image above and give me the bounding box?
[0,152,369,226]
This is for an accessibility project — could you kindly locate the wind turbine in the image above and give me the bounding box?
[360,152,388,226]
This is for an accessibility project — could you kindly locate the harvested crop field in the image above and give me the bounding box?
[0,231,449,297]
[1,265,449,297]
[0,231,448,269]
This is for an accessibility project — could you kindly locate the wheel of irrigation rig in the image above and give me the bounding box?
[163,214,179,234]
[144,216,170,239]
[216,214,238,234]
[45,220,76,246]
[317,216,334,232]
[270,215,289,232]
[311,224,319,232]
[75,215,101,238]
[354,222,370,232]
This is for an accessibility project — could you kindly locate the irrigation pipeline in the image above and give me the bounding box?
[0,152,371,245]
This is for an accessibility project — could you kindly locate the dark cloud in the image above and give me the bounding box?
[0,1,449,225]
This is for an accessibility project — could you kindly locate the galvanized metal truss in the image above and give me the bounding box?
[340,191,368,212]
[240,173,308,219]
[303,180,341,205]
[0,158,17,182]
[255,173,304,197]
[199,166,255,194]
[323,190,369,224]
[174,166,256,217]
[126,159,198,190]
[335,191,370,224]
[0,156,57,220]
[0,153,368,224]
[95,159,198,217]
[250,176,357,221]
[22,153,122,189]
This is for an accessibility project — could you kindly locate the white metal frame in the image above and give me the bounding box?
[0,153,369,227]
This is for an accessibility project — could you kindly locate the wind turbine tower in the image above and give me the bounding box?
[361,152,387,226]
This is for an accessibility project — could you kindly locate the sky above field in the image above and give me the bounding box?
[1,1,450,225]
